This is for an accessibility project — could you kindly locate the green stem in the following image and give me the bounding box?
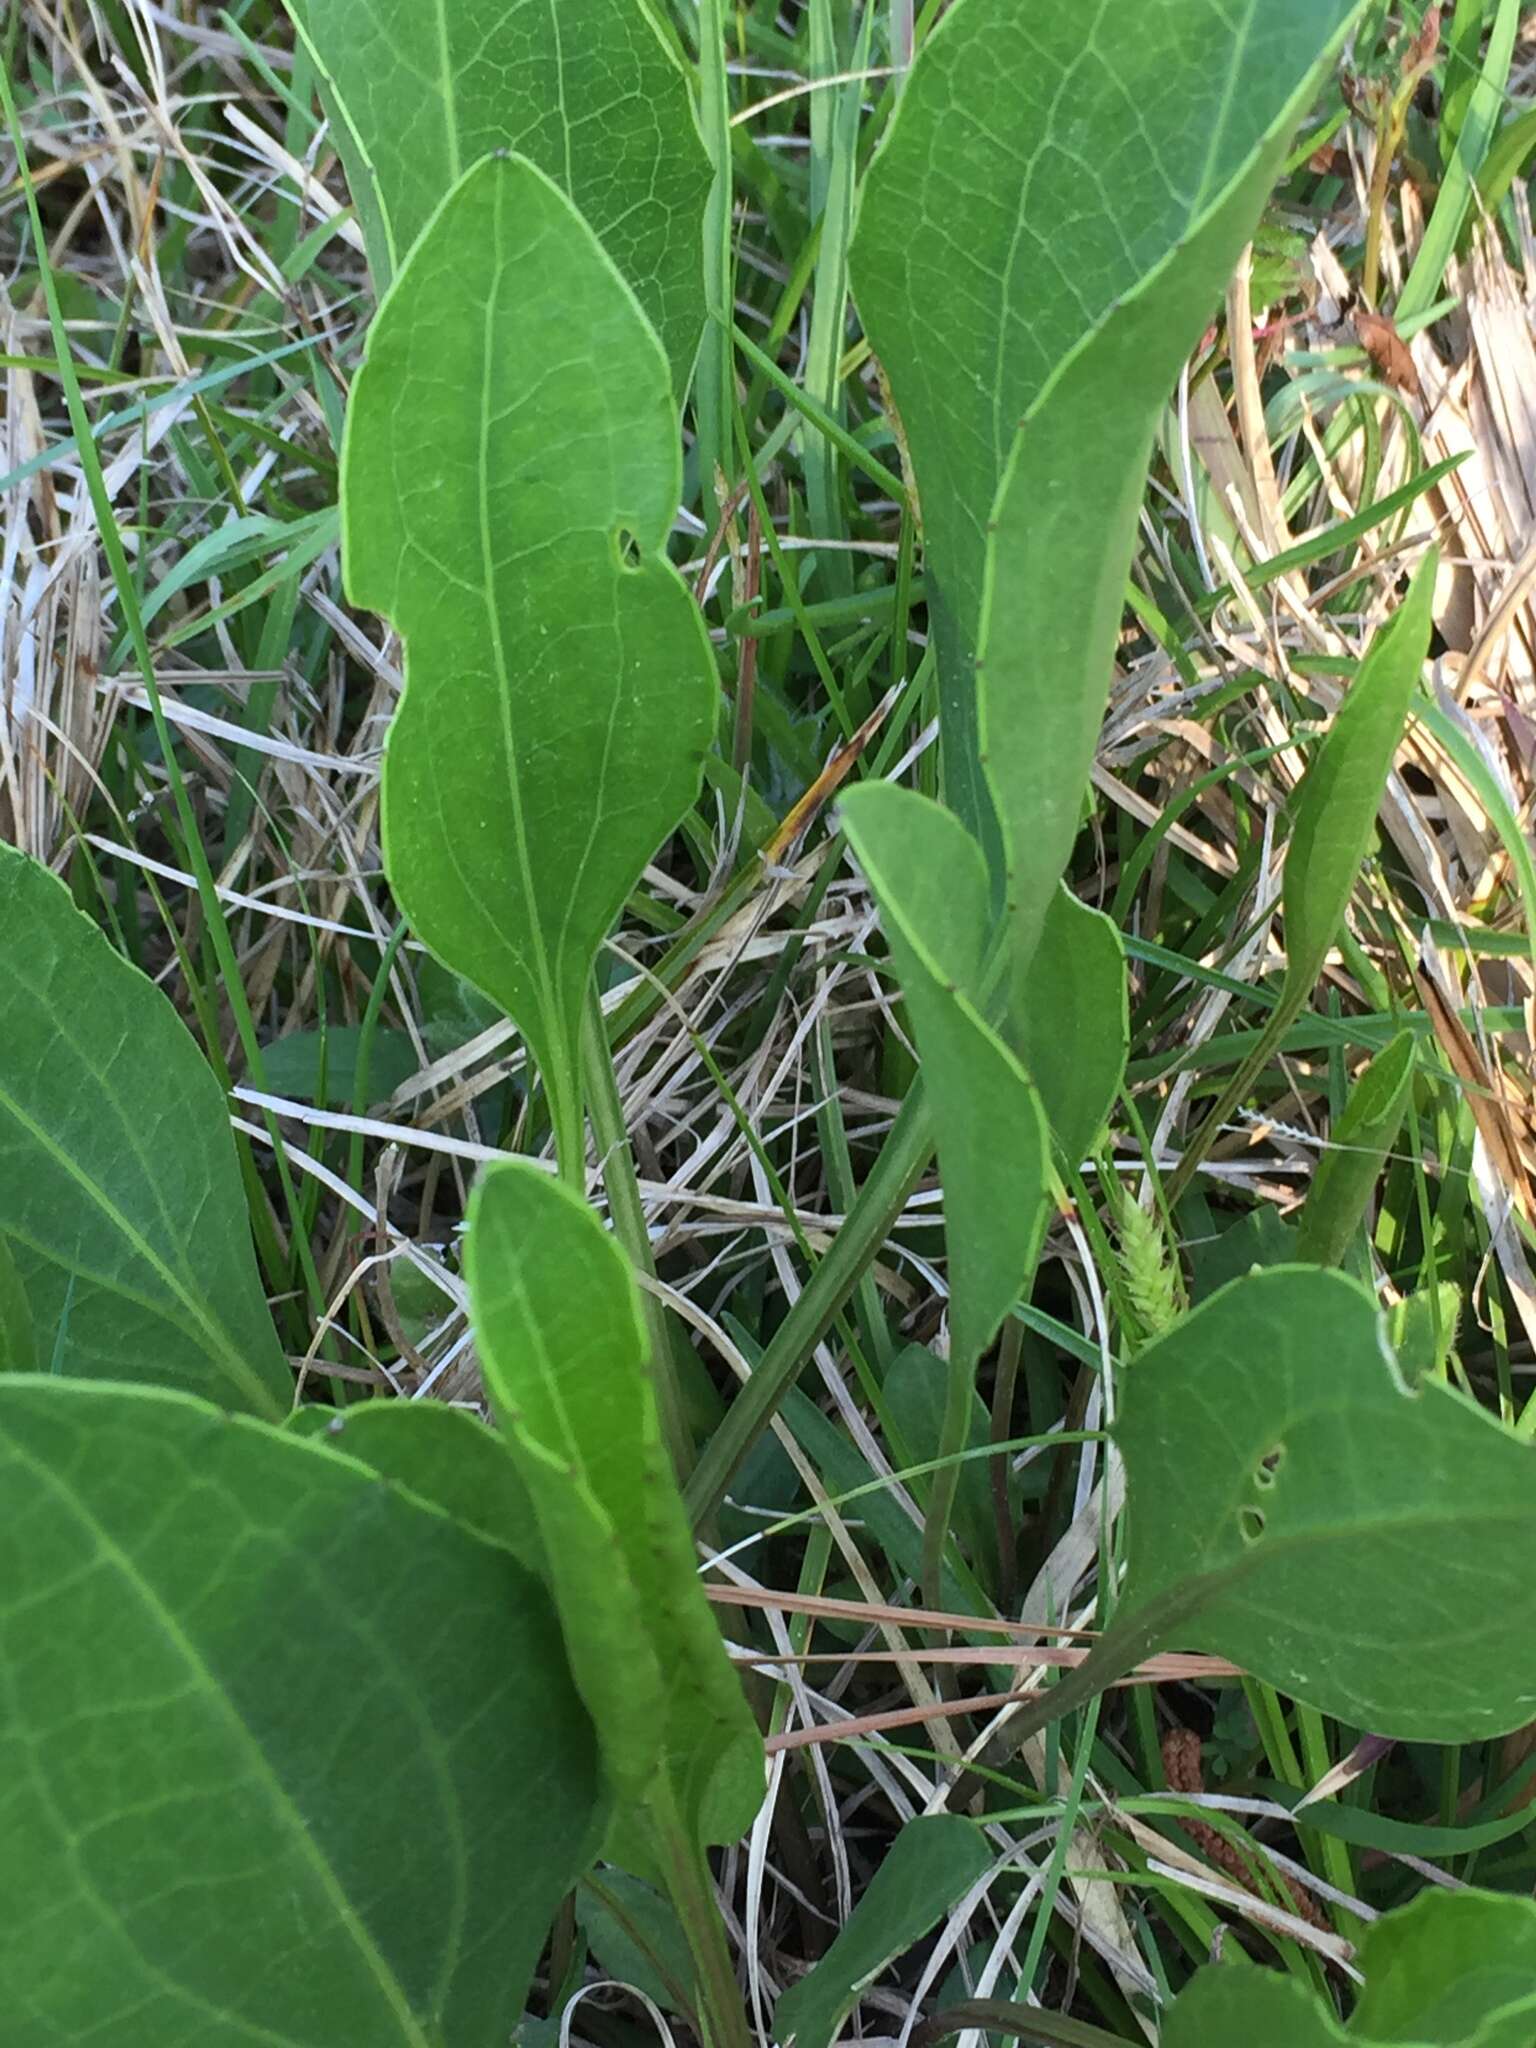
[650,1783,751,2048]
[581,989,693,1477]
[695,0,734,510]
[684,1082,934,1528]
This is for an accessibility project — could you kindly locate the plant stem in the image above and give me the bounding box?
[650,1783,751,2048]
[696,0,734,511]
[581,988,693,1477]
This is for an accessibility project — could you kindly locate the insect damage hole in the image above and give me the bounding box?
[1254,1443,1286,1489]
[1238,1504,1266,1545]
[612,526,643,572]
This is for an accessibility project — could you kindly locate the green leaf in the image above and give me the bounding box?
[294,0,710,387]
[1162,1889,1536,2048]
[0,846,289,1418]
[1350,1888,1536,2045]
[0,1375,604,2046]
[1169,557,1436,1202]
[464,1160,762,1847]
[1162,1966,1348,2048]
[1012,887,1128,1165]
[343,154,717,1169]
[851,0,1363,936]
[774,1816,992,2048]
[840,785,1049,1373]
[1117,1265,1536,1741]
[287,1397,543,1573]
[839,783,1049,1599]
[1296,1030,1416,1268]
[0,1234,36,1375]
[578,1870,695,2016]
[885,1343,998,1588]
[1283,561,1436,1000]
[261,1025,419,1109]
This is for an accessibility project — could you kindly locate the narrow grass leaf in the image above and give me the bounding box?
[1284,558,1436,998]
[344,156,717,1170]
[0,1376,604,2047]
[465,1160,762,1848]
[1118,1265,1536,1741]
[851,0,1363,899]
[1296,1030,1416,1268]
[292,0,709,387]
[774,1816,991,2048]
[0,846,289,1418]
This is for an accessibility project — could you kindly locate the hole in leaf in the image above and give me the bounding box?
[613,526,643,572]
[1238,1504,1266,1544]
[1254,1443,1285,1489]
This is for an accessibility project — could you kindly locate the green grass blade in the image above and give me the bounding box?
[344,155,717,1176]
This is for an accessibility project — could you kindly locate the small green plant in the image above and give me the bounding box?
[4,0,1535,2041]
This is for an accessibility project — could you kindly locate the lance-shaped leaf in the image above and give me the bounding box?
[293,0,709,388]
[344,155,717,1169]
[0,1375,604,2047]
[1118,1265,1536,1742]
[1168,556,1435,1202]
[774,1817,991,2048]
[852,0,1363,968]
[1296,1030,1417,1268]
[0,846,288,1418]
[1012,886,1128,1167]
[840,783,1049,1598]
[464,1160,762,1848]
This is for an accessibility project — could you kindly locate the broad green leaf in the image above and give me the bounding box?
[840,783,1049,1602]
[344,155,717,1169]
[0,1235,36,1374]
[1163,1889,1536,2048]
[774,1816,992,2048]
[1284,560,1436,996]
[0,846,289,1418]
[287,1397,543,1572]
[1118,1265,1536,1741]
[1162,1966,1349,2048]
[1350,1888,1536,2046]
[464,1160,762,1847]
[293,0,710,387]
[1012,887,1128,1166]
[0,1375,604,2047]
[1388,1282,1461,1389]
[852,0,1363,931]
[1296,1030,1416,1268]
